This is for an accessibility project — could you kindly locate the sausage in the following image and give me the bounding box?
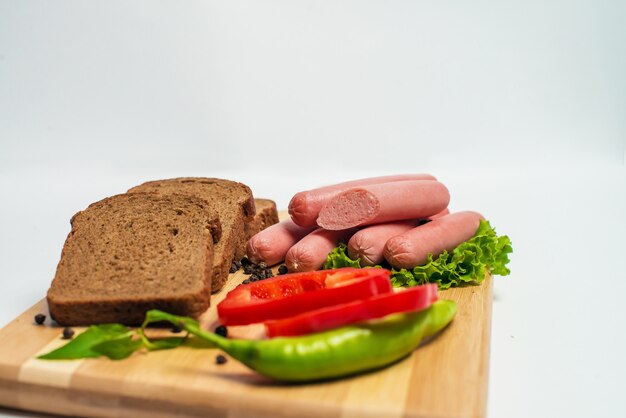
[246,220,316,266]
[285,228,357,272]
[347,207,451,266]
[384,211,484,269]
[288,174,436,227]
[347,220,419,266]
[317,180,450,231]
[427,207,449,220]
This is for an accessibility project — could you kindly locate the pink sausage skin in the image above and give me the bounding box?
[246,220,316,266]
[428,207,449,220]
[347,220,419,266]
[288,174,436,227]
[384,211,484,269]
[317,180,450,231]
[285,228,357,272]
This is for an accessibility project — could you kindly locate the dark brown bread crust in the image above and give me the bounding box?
[47,193,218,325]
[128,178,255,292]
[245,198,280,242]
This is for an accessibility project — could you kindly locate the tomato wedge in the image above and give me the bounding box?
[217,268,392,325]
[264,283,438,337]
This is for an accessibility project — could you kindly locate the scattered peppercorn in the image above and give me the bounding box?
[234,260,242,269]
[215,325,228,337]
[34,313,46,325]
[242,279,251,285]
[215,354,227,365]
[229,262,238,273]
[62,327,75,340]
[238,258,279,280]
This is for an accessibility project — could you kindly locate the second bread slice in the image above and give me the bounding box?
[128,178,255,292]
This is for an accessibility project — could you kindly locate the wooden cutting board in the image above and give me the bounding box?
[0,274,492,418]
[0,206,492,418]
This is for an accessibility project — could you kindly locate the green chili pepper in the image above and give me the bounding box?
[140,299,457,382]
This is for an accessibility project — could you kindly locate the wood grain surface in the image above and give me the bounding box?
[0,211,492,418]
[0,271,492,418]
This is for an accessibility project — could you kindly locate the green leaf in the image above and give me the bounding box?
[323,219,513,289]
[38,324,132,360]
[39,311,205,361]
[146,337,187,351]
[323,242,362,269]
[92,336,143,360]
[182,337,217,350]
[141,309,198,329]
[139,310,218,350]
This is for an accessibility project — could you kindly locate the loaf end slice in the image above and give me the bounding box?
[47,193,218,325]
[234,197,279,262]
[244,198,280,242]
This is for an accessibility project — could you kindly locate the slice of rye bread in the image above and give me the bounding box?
[128,178,255,292]
[47,193,221,326]
[245,198,280,241]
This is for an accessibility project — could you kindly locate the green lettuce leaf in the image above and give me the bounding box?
[323,243,363,269]
[323,220,512,289]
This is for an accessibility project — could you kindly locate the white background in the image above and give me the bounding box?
[1,1,625,417]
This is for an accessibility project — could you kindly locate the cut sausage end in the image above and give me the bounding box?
[317,189,379,231]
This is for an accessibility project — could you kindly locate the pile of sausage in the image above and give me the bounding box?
[246,174,484,272]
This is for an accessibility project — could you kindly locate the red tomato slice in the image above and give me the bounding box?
[264,283,438,337]
[217,268,392,326]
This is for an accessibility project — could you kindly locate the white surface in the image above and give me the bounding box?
[1,166,625,418]
[1,1,625,417]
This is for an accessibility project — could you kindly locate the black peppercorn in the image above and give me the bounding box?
[229,262,238,273]
[278,265,288,275]
[258,261,267,270]
[34,313,46,325]
[215,354,227,365]
[215,325,228,337]
[243,264,254,274]
[242,279,250,285]
[240,257,252,266]
[264,269,274,279]
[249,273,259,282]
[62,327,75,340]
